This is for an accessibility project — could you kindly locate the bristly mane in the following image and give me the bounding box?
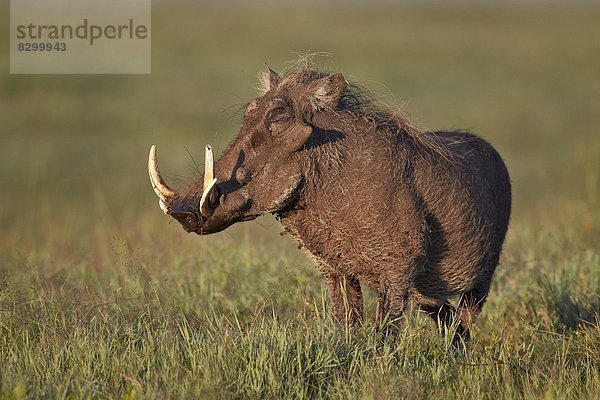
[271,57,452,161]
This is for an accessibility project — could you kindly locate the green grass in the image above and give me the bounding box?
[1,3,599,399]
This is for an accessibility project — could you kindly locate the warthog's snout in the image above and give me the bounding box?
[170,210,200,233]
[148,144,218,224]
[149,144,249,234]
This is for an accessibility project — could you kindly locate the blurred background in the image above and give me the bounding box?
[0,2,599,396]
[0,0,598,285]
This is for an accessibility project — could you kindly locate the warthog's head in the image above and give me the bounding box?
[148,64,348,234]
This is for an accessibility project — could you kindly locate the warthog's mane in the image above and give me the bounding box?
[266,58,453,162]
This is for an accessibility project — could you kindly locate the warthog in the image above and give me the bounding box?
[148,63,511,345]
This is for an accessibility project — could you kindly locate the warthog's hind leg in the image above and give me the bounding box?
[456,288,488,339]
[420,301,469,348]
[420,289,487,349]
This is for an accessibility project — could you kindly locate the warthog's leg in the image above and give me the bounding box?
[375,277,412,336]
[420,302,469,348]
[420,289,487,349]
[456,288,488,337]
[325,273,364,327]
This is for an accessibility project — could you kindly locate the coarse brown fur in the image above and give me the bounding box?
[162,60,511,346]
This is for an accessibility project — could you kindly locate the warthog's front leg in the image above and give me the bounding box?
[375,263,419,336]
[375,281,411,335]
[325,273,364,327]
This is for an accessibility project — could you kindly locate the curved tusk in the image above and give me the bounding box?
[199,144,218,216]
[148,145,176,202]
[199,178,218,216]
[203,145,215,191]
[158,198,170,215]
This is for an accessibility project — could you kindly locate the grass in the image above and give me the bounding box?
[0,2,599,399]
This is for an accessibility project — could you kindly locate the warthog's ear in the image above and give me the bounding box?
[308,73,348,111]
[258,63,281,94]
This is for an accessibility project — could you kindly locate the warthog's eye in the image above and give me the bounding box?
[266,98,292,133]
[268,106,287,123]
[268,98,290,117]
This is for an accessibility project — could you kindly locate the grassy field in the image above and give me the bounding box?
[1,2,599,399]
